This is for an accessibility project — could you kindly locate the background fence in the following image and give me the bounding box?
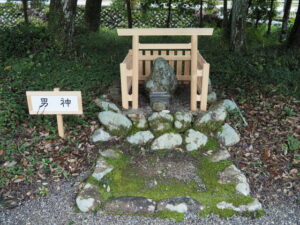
[0,3,198,28]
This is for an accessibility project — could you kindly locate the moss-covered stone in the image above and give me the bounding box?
[193,120,224,136]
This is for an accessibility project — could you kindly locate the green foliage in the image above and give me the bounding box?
[287,135,300,151]
[155,210,185,222]
[0,24,50,60]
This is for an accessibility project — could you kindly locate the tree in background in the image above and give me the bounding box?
[248,0,269,28]
[166,0,172,27]
[280,0,292,41]
[222,0,228,29]
[288,0,300,48]
[48,0,78,49]
[126,0,133,28]
[267,0,276,34]
[230,0,248,51]
[22,0,29,24]
[85,0,103,32]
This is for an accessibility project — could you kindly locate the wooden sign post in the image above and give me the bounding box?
[26,88,83,138]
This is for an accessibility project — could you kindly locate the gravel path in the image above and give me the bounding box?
[1,174,299,225]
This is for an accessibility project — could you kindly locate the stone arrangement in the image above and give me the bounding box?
[76,98,263,220]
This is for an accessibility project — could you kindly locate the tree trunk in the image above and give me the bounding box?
[222,0,228,28]
[267,0,275,34]
[280,0,292,42]
[22,0,29,24]
[198,0,203,27]
[48,0,78,49]
[288,0,300,48]
[247,0,252,14]
[166,0,172,28]
[230,0,248,52]
[126,0,132,28]
[85,0,102,32]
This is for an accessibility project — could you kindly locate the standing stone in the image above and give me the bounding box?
[145,57,177,94]
[151,133,182,150]
[185,129,208,151]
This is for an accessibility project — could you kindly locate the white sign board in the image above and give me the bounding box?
[26,91,83,115]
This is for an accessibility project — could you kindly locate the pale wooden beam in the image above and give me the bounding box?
[117,28,214,36]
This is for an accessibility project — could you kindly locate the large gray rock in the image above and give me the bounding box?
[98,111,132,135]
[218,165,250,196]
[127,113,148,130]
[174,112,192,132]
[157,196,203,214]
[145,57,177,95]
[148,112,174,135]
[76,184,101,212]
[216,199,262,212]
[94,99,121,113]
[151,133,182,150]
[126,131,155,145]
[103,196,156,215]
[92,157,114,181]
[222,99,239,111]
[218,123,240,146]
[185,129,208,151]
[92,128,112,142]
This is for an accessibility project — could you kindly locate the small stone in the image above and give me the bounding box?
[174,112,193,132]
[103,196,156,215]
[94,99,121,113]
[211,150,231,162]
[92,157,114,181]
[216,199,262,212]
[222,99,239,111]
[218,123,240,146]
[185,129,208,151]
[210,104,227,121]
[92,128,112,142]
[157,196,203,214]
[218,165,250,196]
[3,161,17,168]
[99,149,121,159]
[152,102,167,111]
[151,133,182,150]
[98,111,132,134]
[207,92,217,103]
[126,131,155,145]
[148,112,174,135]
[127,113,148,129]
[76,184,101,212]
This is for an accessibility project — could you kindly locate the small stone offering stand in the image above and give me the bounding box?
[118,28,212,111]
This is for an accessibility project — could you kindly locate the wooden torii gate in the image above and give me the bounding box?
[117,28,213,111]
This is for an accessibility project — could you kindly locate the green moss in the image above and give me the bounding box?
[242,209,266,218]
[203,137,220,151]
[155,210,185,222]
[86,151,257,218]
[148,117,175,137]
[193,121,223,136]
